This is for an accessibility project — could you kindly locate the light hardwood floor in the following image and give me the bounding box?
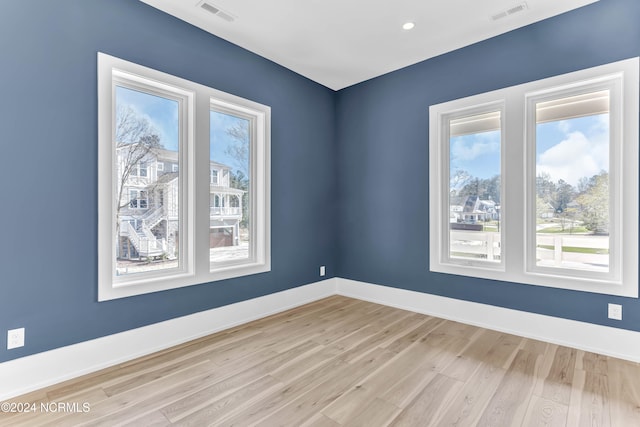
[2,295,640,426]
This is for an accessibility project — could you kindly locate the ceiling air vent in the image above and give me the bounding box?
[491,2,528,21]
[199,1,235,22]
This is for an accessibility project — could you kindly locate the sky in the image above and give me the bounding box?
[536,114,608,186]
[115,86,248,173]
[449,114,608,189]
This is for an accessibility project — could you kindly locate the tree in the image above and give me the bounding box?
[536,172,557,206]
[457,175,500,203]
[575,171,609,234]
[115,105,162,211]
[224,121,249,177]
[224,121,250,228]
[554,179,575,212]
[450,169,472,195]
[114,104,162,254]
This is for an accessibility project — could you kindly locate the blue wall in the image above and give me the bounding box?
[1,0,639,364]
[0,0,337,362]
[336,0,640,331]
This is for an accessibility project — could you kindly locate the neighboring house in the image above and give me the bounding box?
[117,147,244,261]
[450,195,499,223]
[538,201,556,219]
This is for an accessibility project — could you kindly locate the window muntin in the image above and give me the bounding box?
[98,53,270,301]
[430,57,638,297]
[448,110,502,266]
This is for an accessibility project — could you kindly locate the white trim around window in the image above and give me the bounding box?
[429,57,639,297]
[98,52,270,301]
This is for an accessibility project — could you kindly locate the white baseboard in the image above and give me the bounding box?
[0,279,337,401]
[3,276,638,401]
[336,278,640,363]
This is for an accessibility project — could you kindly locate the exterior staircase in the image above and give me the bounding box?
[122,218,176,260]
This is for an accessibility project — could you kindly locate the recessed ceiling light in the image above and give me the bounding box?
[402,22,415,30]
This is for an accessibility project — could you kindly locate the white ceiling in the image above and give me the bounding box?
[140,0,598,91]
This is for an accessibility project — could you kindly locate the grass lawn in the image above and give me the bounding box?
[537,226,589,233]
[537,245,609,255]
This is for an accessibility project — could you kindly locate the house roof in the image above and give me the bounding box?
[152,147,233,170]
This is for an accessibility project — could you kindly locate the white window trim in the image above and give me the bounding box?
[98,52,270,301]
[429,57,639,298]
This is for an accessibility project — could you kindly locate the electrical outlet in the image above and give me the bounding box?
[320,265,326,277]
[608,303,622,321]
[7,328,25,349]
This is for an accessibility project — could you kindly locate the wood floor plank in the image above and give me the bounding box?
[608,360,640,426]
[577,372,612,427]
[217,357,349,426]
[540,345,578,405]
[321,339,438,423]
[432,362,507,427]
[302,413,341,427]
[6,296,640,427]
[165,375,282,426]
[253,348,396,427]
[388,374,463,427]
[343,397,401,427]
[441,328,503,382]
[522,395,569,427]
[383,316,444,354]
[159,340,318,421]
[476,349,540,427]
[39,361,218,427]
[483,331,524,369]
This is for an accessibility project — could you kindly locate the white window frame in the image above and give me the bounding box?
[98,53,270,301]
[429,57,639,297]
[434,102,506,271]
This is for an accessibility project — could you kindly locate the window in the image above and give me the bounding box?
[210,168,218,185]
[210,109,250,265]
[448,107,503,267]
[128,189,148,209]
[98,53,270,301]
[430,58,639,297]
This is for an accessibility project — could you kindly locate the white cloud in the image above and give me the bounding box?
[451,133,500,162]
[537,129,608,186]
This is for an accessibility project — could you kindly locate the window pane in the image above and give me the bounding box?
[114,86,180,276]
[535,90,610,272]
[210,110,250,266]
[449,111,501,263]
